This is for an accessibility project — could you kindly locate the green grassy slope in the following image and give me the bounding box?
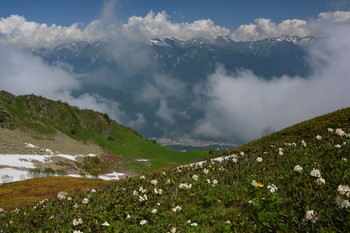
[1,107,349,232]
[0,90,213,174]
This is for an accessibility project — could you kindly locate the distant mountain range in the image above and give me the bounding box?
[30,36,315,144]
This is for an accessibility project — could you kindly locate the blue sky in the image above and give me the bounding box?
[1,0,348,30]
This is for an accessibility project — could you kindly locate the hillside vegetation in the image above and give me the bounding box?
[0,107,349,232]
[0,90,213,175]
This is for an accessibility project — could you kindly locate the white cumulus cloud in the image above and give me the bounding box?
[230,11,350,41]
[123,11,229,41]
[318,11,350,23]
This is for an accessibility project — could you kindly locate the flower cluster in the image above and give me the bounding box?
[179,183,192,190]
[72,218,83,226]
[57,192,68,200]
[150,179,158,186]
[310,168,321,178]
[138,194,148,202]
[310,168,325,185]
[294,165,303,173]
[267,184,278,193]
[278,148,284,155]
[172,206,182,212]
[336,184,350,209]
[305,210,318,223]
[154,188,163,195]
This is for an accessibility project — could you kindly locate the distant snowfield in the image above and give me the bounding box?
[0,143,126,184]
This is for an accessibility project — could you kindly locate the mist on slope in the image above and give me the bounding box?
[193,22,350,142]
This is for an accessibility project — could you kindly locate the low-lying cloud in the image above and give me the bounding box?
[0,42,130,124]
[194,22,350,142]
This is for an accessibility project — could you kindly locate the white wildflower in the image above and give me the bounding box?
[232,158,238,163]
[207,179,211,184]
[328,128,334,133]
[212,179,218,186]
[294,165,303,173]
[240,151,245,156]
[335,128,346,136]
[91,189,96,193]
[132,190,139,196]
[82,198,89,204]
[203,168,209,174]
[57,191,68,200]
[335,144,341,148]
[139,186,147,193]
[292,142,296,146]
[166,179,172,184]
[73,231,83,233]
[170,227,177,233]
[73,204,79,209]
[190,223,198,226]
[256,157,263,162]
[73,218,83,226]
[315,177,326,185]
[342,158,347,162]
[231,153,238,159]
[172,206,182,212]
[67,197,72,201]
[310,168,321,178]
[162,172,166,176]
[278,150,284,156]
[179,183,192,190]
[140,175,146,179]
[150,179,158,186]
[126,214,131,219]
[192,174,199,181]
[157,202,161,206]
[251,180,257,187]
[304,210,318,223]
[267,184,278,193]
[0,208,3,212]
[151,208,158,214]
[140,219,148,225]
[337,184,350,197]
[138,194,148,202]
[316,135,322,140]
[301,140,307,147]
[154,188,163,195]
[335,196,350,209]
[102,221,110,226]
